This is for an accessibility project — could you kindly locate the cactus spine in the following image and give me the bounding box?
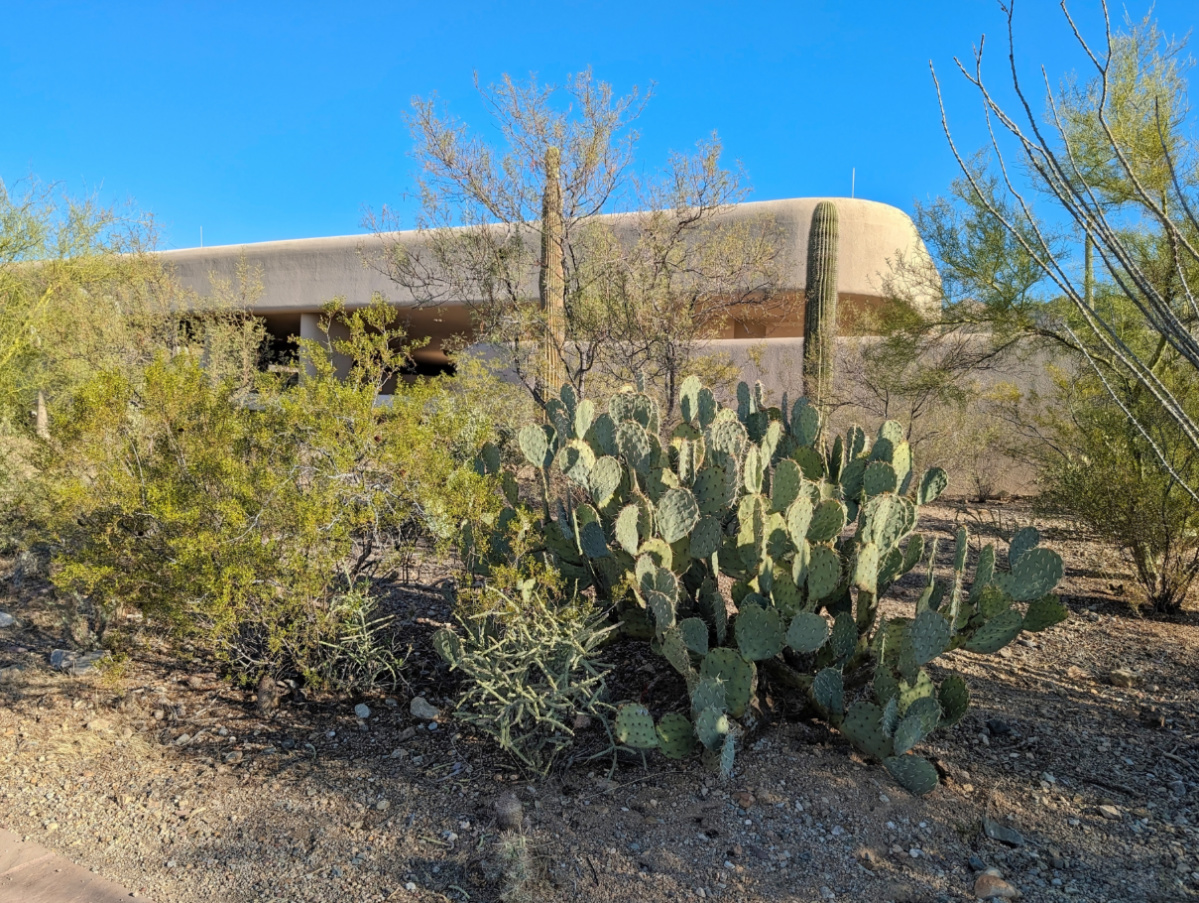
[803,201,839,420]
[539,146,567,401]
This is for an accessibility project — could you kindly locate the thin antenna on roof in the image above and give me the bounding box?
[851,168,855,199]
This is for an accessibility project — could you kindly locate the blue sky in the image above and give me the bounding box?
[2,1,1194,249]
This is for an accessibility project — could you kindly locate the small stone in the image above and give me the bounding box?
[85,719,111,732]
[223,750,243,764]
[1098,805,1122,820]
[495,792,523,831]
[573,712,592,730]
[856,847,880,870]
[969,855,988,871]
[187,675,204,689]
[1140,707,1166,729]
[1169,780,1186,798]
[732,791,756,809]
[1065,665,1087,681]
[1108,668,1142,688]
[397,726,416,742]
[376,799,389,811]
[974,872,1020,899]
[986,719,1012,737]
[0,612,16,628]
[909,848,923,858]
[983,817,1025,847]
[820,887,835,900]
[50,649,105,675]
[404,883,417,892]
[354,703,371,719]
[174,733,191,746]
[410,696,440,721]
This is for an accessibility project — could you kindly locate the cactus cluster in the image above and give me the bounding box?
[466,376,1068,793]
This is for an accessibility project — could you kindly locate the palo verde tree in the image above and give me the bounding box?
[908,5,1199,613]
[931,3,1199,504]
[366,69,782,415]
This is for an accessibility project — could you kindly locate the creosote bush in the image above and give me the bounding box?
[1037,362,1199,615]
[24,298,505,688]
[452,375,1067,793]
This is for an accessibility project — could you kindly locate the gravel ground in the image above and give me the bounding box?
[2,499,1198,903]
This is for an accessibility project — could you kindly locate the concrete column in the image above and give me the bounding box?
[299,312,353,380]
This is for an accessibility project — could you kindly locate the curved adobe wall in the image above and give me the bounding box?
[159,197,935,362]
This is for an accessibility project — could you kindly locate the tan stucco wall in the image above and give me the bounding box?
[160,197,936,347]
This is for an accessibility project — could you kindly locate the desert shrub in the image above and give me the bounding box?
[467,376,1068,794]
[24,299,504,687]
[433,579,614,774]
[1037,362,1199,615]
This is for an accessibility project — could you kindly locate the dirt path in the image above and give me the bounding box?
[1,500,1197,903]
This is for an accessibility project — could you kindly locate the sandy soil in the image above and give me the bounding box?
[1,499,1197,903]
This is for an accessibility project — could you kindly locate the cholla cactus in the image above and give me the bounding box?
[803,201,839,420]
[477,377,1068,792]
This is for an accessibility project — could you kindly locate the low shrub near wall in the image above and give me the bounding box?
[19,302,506,688]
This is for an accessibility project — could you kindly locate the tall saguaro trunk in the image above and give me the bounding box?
[539,146,567,402]
[802,201,840,419]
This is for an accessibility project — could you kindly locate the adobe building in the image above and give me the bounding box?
[161,197,936,384]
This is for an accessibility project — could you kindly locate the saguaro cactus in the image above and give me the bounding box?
[803,201,839,419]
[539,146,567,400]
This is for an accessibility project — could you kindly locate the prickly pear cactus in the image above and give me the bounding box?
[479,376,1068,793]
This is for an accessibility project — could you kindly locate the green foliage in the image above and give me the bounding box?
[25,298,504,686]
[479,375,1067,793]
[433,583,614,775]
[1037,358,1199,614]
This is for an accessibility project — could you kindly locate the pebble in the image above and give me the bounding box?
[49,649,106,675]
[1108,668,1142,688]
[986,719,1013,737]
[223,751,243,764]
[1169,781,1186,798]
[819,887,835,900]
[969,855,988,871]
[0,612,15,627]
[85,719,111,732]
[1098,805,1122,820]
[983,817,1024,847]
[974,871,1020,899]
[409,696,440,721]
[354,703,371,720]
